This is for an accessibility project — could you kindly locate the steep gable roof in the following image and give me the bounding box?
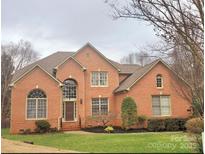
[10,64,62,86]
[114,59,190,93]
[114,60,159,93]
[72,42,121,72]
[11,44,140,85]
[55,56,86,70]
[11,51,74,84]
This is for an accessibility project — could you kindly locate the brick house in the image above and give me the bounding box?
[10,43,191,133]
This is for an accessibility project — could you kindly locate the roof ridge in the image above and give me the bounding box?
[56,51,75,53]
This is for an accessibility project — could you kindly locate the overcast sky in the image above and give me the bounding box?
[2,0,158,62]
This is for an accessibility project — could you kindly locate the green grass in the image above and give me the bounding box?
[2,129,197,153]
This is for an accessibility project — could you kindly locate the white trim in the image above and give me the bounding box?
[11,65,62,86]
[72,42,121,72]
[25,98,48,120]
[91,97,109,116]
[151,95,171,117]
[90,71,109,87]
[156,74,163,89]
[63,101,77,122]
[55,56,86,71]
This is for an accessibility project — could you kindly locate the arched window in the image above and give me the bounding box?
[63,79,77,99]
[27,89,47,119]
[156,74,163,88]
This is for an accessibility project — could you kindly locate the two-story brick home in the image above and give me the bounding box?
[10,43,191,133]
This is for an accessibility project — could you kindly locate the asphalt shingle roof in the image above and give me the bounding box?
[114,60,160,93]
[11,51,162,94]
[11,52,75,82]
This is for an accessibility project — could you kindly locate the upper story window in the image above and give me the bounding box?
[91,71,108,87]
[63,79,77,100]
[27,89,47,119]
[156,74,163,88]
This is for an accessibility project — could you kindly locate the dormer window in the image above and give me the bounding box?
[156,74,163,88]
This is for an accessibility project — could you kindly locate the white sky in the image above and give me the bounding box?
[2,0,158,62]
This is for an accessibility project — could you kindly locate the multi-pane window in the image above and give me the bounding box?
[92,98,108,115]
[63,79,77,99]
[91,72,108,86]
[27,89,47,119]
[156,74,163,88]
[91,72,99,86]
[152,96,170,116]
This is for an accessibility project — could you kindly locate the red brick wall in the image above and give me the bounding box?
[56,58,86,128]
[10,47,191,133]
[10,67,62,134]
[114,62,191,126]
[74,46,120,127]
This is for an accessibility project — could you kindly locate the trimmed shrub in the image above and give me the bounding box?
[148,118,187,131]
[49,127,58,133]
[35,120,51,133]
[164,118,180,131]
[19,128,32,134]
[137,115,147,124]
[121,97,137,130]
[177,118,188,131]
[24,129,31,134]
[185,117,204,134]
[104,126,114,133]
[147,119,165,131]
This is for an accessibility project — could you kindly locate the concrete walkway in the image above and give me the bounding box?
[1,138,79,153]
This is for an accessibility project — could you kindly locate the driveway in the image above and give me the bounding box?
[1,138,79,153]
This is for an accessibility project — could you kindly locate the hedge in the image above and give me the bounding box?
[147,118,188,132]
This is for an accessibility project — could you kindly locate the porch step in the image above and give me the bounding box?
[62,122,80,131]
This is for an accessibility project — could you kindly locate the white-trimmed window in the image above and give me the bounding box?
[152,96,170,116]
[27,89,47,119]
[91,72,108,86]
[92,98,108,115]
[63,79,77,100]
[156,74,163,88]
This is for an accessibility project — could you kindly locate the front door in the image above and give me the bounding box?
[65,102,75,121]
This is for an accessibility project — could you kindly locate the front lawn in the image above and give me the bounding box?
[2,129,197,153]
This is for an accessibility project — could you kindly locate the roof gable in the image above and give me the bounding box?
[73,42,121,71]
[11,43,141,85]
[114,59,190,93]
[55,56,86,71]
[10,65,62,86]
[11,52,74,83]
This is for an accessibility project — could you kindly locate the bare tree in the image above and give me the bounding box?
[107,0,203,67]
[1,40,39,121]
[107,0,204,115]
[87,113,116,127]
[1,52,14,120]
[2,39,39,71]
[120,50,157,66]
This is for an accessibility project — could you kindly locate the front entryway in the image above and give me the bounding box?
[64,101,76,121]
[61,79,80,130]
